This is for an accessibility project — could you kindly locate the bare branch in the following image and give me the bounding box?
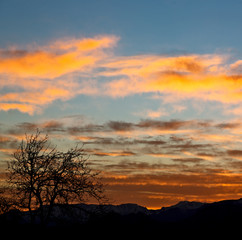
[6,130,106,225]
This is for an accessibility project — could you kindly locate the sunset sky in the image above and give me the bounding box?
[0,0,242,208]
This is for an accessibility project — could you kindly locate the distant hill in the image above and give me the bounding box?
[1,199,242,236]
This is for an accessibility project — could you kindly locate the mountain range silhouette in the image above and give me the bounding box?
[1,198,242,237]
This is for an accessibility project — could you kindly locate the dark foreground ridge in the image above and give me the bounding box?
[1,198,242,236]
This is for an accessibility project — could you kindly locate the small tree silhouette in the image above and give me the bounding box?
[7,130,105,225]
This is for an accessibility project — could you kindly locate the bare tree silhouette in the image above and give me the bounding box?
[6,130,105,225]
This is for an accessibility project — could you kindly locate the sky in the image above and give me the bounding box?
[0,0,242,208]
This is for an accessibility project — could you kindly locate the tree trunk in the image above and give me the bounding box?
[28,192,35,224]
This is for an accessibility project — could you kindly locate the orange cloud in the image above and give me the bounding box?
[51,36,118,52]
[230,59,242,72]
[0,51,97,78]
[0,103,36,114]
[1,35,242,115]
[101,54,242,104]
[0,88,70,104]
[0,35,118,114]
[0,35,118,79]
[88,150,136,157]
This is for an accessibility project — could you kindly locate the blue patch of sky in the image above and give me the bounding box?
[1,0,242,56]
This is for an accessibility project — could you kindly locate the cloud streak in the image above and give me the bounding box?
[0,35,241,115]
[0,36,118,78]
[101,54,242,104]
[0,35,118,114]
[1,117,242,208]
